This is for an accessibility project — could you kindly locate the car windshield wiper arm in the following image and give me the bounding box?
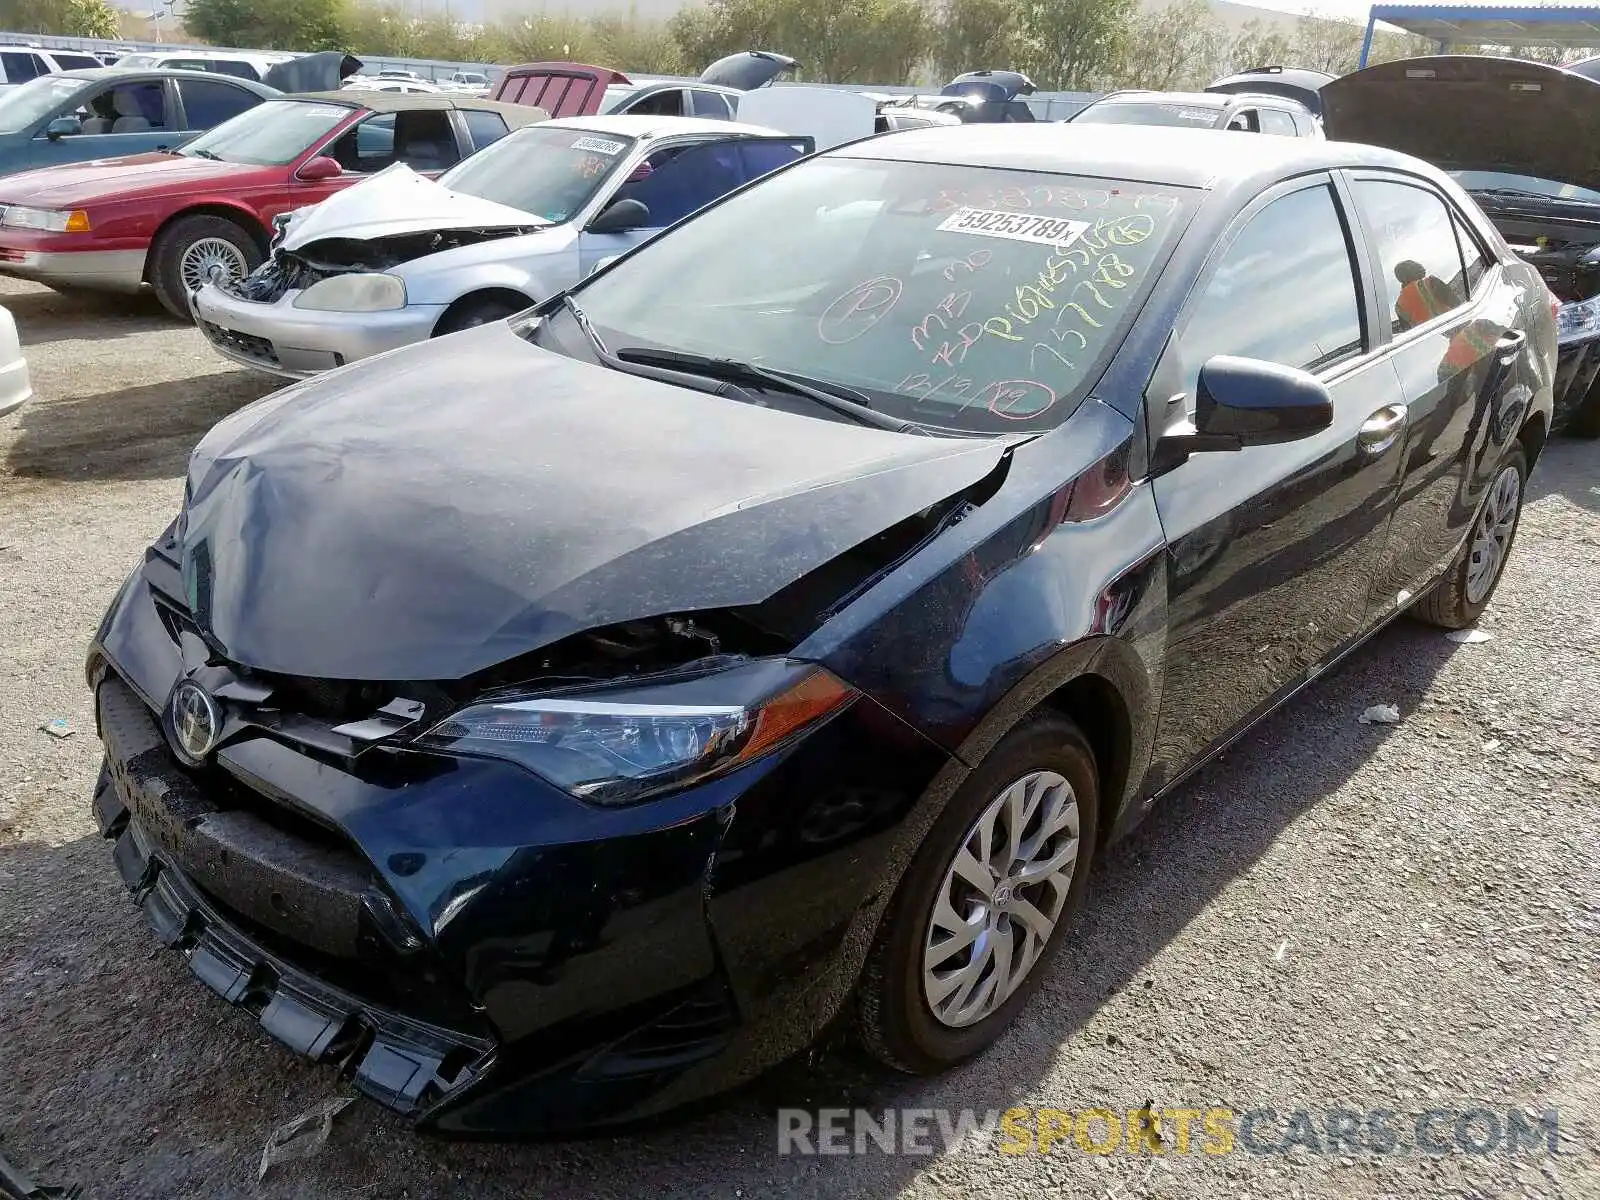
[1472,186,1586,203]
[614,347,919,433]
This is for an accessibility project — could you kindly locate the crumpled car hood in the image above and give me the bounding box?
[180,322,1015,681]
[281,164,544,252]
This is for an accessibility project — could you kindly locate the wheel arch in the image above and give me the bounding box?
[432,286,537,337]
[952,636,1158,853]
[143,203,271,282]
[1518,406,1549,465]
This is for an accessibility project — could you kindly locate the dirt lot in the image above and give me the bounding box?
[1,275,1597,1199]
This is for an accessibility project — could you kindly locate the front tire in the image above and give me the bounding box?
[434,294,526,337]
[149,214,261,320]
[1413,443,1527,629]
[856,714,1099,1074]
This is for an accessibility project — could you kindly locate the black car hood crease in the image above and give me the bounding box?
[1322,56,1600,190]
[181,323,1016,681]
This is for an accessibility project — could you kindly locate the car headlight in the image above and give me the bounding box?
[293,273,406,312]
[415,660,857,806]
[1557,294,1600,344]
[2,206,90,233]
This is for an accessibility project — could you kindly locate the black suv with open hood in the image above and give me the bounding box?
[1324,54,1600,435]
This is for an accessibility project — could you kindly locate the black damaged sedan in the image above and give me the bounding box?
[89,124,1556,1135]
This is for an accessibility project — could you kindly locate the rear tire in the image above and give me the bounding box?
[1413,443,1527,629]
[149,214,261,321]
[856,713,1099,1074]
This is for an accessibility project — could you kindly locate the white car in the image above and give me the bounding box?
[191,116,816,378]
[0,302,32,418]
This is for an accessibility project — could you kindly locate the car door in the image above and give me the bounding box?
[31,78,178,167]
[575,136,808,275]
[1344,172,1520,619]
[1144,176,1408,785]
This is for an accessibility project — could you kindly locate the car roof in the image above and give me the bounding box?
[837,123,1437,190]
[55,66,278,93]
[295,90,547,124]
[541,114,770,138]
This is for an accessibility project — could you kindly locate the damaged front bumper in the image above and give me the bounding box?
[191,282,444,379]
[87,544,952,1134]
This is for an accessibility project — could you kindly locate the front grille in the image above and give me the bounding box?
[201,320,278,367]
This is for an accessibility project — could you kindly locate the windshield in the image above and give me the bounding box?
[569,157,1191,434]
[1450,169,1600,205]
[440,125,637,222]
[1073,100,1222,128]
[0,75,90,135]
[178,100,349,166]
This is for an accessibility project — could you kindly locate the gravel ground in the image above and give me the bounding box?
[1,274,1597,1199]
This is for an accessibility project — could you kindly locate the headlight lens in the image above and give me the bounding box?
[293,272,406,312]
[1557,294,1600,344]
[416,661,856,806]
[2,206,90,232]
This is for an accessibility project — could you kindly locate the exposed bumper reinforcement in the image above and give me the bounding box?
[94,679,495,1119]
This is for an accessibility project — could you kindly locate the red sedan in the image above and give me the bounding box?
[0,91,543,317]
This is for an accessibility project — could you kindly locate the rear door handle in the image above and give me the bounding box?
[1359,403,1409,454]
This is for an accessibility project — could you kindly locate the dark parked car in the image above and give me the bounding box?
[876,69,1038,124]
[88,124,1554,1134]
[1323,54,1600,435]
[1069,88,1320,135]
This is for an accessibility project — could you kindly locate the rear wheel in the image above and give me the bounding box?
[856,714,1098,1073]
[1413,443,1527,629]
[149,214,261,320]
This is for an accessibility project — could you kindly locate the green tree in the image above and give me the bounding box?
[1290,11,1366,74]
[185,0,348,51]
[1224,19,1295,76]
[668,0,933,84]
[0,0,119,36]
[934,0,1020,79]
[1121,0,1227,90]
[1012,0,1136,91]
[590,13,688,74]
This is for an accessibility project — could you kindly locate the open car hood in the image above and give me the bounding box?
[1322,56,1600,188]
[1207,66,1332,116]
[280,164,544,252]
[941,70,1035,100]
[698,51,796,90]
[264,51,362,95]
[179,322,1016,681]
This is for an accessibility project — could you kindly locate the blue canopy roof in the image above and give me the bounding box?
[1361,4,1600,65]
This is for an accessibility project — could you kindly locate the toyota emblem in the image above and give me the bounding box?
[167,679,222,764]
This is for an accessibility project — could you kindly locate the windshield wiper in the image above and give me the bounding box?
[614,347,919,433]
[562,293,607,355]
[186,148,222,161]
[1471,186,1591,204]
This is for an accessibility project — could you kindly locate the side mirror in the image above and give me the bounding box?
[44,116,81,140]
[1152,355,1333,472]
[587,197,650,235]
[296,155,342,182]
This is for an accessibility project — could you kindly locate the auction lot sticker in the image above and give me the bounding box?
[937,208,1089,247]
[571,136,626,155]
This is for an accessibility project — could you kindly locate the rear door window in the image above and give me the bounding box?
[177,78,258,130]
[691,89,733,118]
[1353,178,1469,334]
[1177,182,1364,395]
[1,51,41,83]
[462,109,509,151]
[1259,108,1297,136]
[1224,108,1261,132]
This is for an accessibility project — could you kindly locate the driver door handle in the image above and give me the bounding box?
[1359,403,1408,454]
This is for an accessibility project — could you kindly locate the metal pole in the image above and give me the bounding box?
[1359,10,1377,67]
